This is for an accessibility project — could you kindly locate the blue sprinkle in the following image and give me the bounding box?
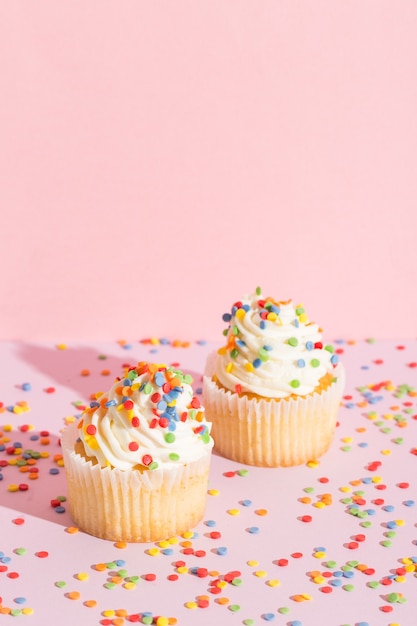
[217,547,228,555]
[196,339,207,345]
[332,570,343,577]
[195,387,202,395]
[242,304,250,312]
[247,527,260,534]
[13,442,23,449]
[305,341,314,351]
[90,401,100,408]
[263,345,273,351]
[49,468,60,475]
[105,399,117,407]
[342,570,354,578]
[330,354,339,365]
[0,445,5,452]
[222,313,232,322]
[22,383,31,391]
[297,359,306,368]
[357,623,370,626]
[55,506,66,514]
[236,340,246,348]
[330,578,343,586]
[262,614,275,621]
[404,500,415,507]
[0,474,3,481]
[149,348,158,354]
[14,597,26,605]
[345,402,356,409]
[159,338,170,345]
[157,400,167,411]
[205,520,216,527]
[260,320,266,330]
[123,379,132,386]
[122,344,133,350]
[162,548,173,555]
[240,499,252,507]
[361,365,370,370]
[358,442,368,448]
[115,560,126,566]
[1,556,11,563]
[361,477,373,484]
[387,521,397,529]
[382,505,395,512]
[315,546,326,552]
[154,373,165,387]
[253,359,262,368]
[365,509,376,516]
[289,622,302,626]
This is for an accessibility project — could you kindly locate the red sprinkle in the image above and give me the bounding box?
[144,573,156,581]
[320,586,332,593]
[398,482,409,489]
[291,552,303,559]
[36,551,49,558]
[381,605,393,613]
[13,518,25,525]
[277,559,289,567]
[347,542,359,550]
[128,442,139,452]
[301,515,312,523]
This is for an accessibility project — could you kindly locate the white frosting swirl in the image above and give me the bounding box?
[77,363,213,471]
[215,290,340,399]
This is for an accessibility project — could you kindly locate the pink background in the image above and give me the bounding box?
[1,1,416,342]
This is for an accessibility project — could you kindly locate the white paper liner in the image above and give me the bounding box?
[203,352,345,467]
[61,423,211,542]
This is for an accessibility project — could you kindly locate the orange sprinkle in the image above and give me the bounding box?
[114,541,127,549]
[66,526,79,534]
[255,509,268,516]
[216,597,230,605]
[115,609,128,617]
[94,563,107,571]
[80,369,90,376]
[84,600,97,608]
[299,497,312,504]
[67,591,81,600]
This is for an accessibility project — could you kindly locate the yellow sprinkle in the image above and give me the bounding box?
[313,575,325,584]
[226,363,233,373]
[405,564,415,572]
[217,347,227,355]
[302,593,313,600]
[314,551,326,559]
[13,406,24,414]
[255,570,267,578]
[124,581,136,590]
[313,502,326,509]
[395,519,405,526]
[401,557,413,565]
[177,567,188,574]
[150,337,160,345]
[267,579,280,587]
[341,437,353,443]
[208,488,220,496]
[182,531,194,539]
[227,509,240,516]
[395,576,406,583]
[168,536,179,544]
[76,572,89,581]
[7,484,19,492]
[235,309,246,320]
[218,581,227,589]
[371,476,382,483]
[103,610,115,617]
[381,449,392,455]
[148,548,160,556]
[340,486,352,493]
[159,541,170,548]
[383,413,393,420]
[267,312,277,321]
[56,343,67,350]
[245,362,254,372]
[156,618,169,626]
[4,425,13,432]
[247,560,259,567]
[307,460,319,468]
[185,602,198,609]
[65,415,76,424]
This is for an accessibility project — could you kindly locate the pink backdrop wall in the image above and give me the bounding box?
[1,1,416,342]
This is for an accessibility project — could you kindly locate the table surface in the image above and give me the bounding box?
[1,337,416,626]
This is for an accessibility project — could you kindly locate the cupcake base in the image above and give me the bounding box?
[203,354,345,467]
[61,423,211,542]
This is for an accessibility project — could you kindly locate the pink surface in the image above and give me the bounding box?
[1,2,417,341]
[1,338,417,624]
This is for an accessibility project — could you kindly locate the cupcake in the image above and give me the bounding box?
[203,288,345,467]
[61,362,214,542]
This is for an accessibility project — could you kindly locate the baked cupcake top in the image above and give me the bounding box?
[215,288,340,399]
[77,362,213,471]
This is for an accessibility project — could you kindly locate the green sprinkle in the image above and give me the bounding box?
[304,487,314,493]
[118,569,128,577]
[183,374,193,384]
[143,383,153,394]
[10,610,22,617]
[290,379,300,389]
[56,495,67,502]
[346,560,359,567]
[360,521,372,528]
[342,584,354,591]
[278,607,290,614]
[258,348,269,361]
[288,337,298,347]
[142,617,153,625]
[232,325,239,336]
[387,592,399,603]
[201,433,211,444]
[169,452,180,461]
[393,437,404,444]
[368,581,380,588]
[232,578,243,586]
[229,604,241,612]
[324,344,334,353]
[357,510,368,518]
[341,497,353,504]
[380,427,391,434]
[104,582,116,589]
[127,370,138,380]
[55,581,67,588]
[126,575,140,583]
[164,433,176,444]
[325,560,337,568]
[98,354,107,359]
[106,561,117,569]
[255,286,262,295]
[149,461,159,470]
[243,620,255,626]
[230,348,239,358]
[381,539,392,547]
[366,337,376,343]
[15,548,27,556]
[295,307,305,315]
[237,469,249,476]
[341,446,351,452]
[310,358,320,368]
[385,531,396,538]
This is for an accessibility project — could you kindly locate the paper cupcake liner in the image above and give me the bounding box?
[203,353,345,467]
[61,423,211,542]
